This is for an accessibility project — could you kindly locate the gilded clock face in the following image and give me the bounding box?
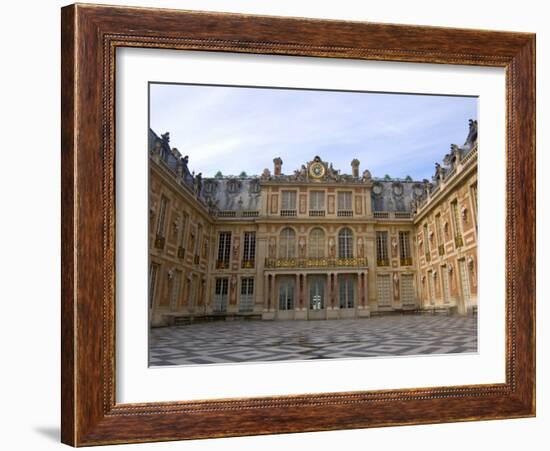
[309,162,325,179]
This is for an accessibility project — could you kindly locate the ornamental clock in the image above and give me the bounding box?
[309,162,326,179]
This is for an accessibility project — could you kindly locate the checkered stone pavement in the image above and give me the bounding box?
[149,315,477,366]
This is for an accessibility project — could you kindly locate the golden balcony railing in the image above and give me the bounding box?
[264,257,368,269]
[455,234,464,248]
[438,244,445,256]
[377,259,389,267]
[215,260,230,269]
[400,257,413,266]
[241,259,255,269]
[154,235,165,250]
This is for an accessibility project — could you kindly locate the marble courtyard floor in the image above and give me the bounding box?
[149,315,478,366]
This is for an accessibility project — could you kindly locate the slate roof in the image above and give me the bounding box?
[149,118,477,214]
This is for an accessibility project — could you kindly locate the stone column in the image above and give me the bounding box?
[364,230,377,304]
[271,274,277,312]
[256,235,268,311]
[358,271,370,317]
[295,273,300,311]
[333,272,338,308]
[264,273,270,311]
[262,273,275,320]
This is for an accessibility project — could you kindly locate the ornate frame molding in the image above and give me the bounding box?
[61,4,535,446]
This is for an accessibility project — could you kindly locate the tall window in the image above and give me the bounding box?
[279,227,296,258]
[401,274,415,305]
[179,213,188,247]
[156,195,168,236]
[279,277,295,310]
[435,213,444,256]
[281,190,297,210]
[339,275,355,308]
[148,263,159,309]
[451,199,463,248]
[441,265,451,304]
[309,228,325,258]
[338,227,353,258]
[423,223,430,253]
[242,232,256,267]
[239,277,255,312]
[451,200,461,237]
[195,224,202,256]
[217,232,231,266]
[470,183,478,229]
[309,191,325,210]
[376,231,389,265]
[170,270,182,311]
[377,274,392,307]
[399,231,411,265]
[213,278,229,312]
[435,213,443,245]
[337,191,353,214]
[427,270,435,304]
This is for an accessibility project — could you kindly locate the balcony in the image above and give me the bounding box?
[400,257,413,266]
[217,210,260,218]
[373,211,412,220]
[154,235,165,250]
[177,246,186,258]
[265,257,368,269]
[454,234,464,248]
[377,259,389,267]
[215,260,230,269]
[309,210,326,217]
[438,244,445,256]
[217,210,236,218]
[394,212,412,219]
[241,259,255,269]
[337,210,353,217]
[280,209,297,217]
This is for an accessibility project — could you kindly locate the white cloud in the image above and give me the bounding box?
[150,84,477,180]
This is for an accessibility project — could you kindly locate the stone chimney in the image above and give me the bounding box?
[273,157,283,176]
[351,159,360,178]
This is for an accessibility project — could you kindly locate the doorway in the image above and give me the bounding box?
[308,275,325,319]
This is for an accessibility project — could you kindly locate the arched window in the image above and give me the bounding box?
[309,228,325,258]
[338,228,353,258]
[279,227,296,259]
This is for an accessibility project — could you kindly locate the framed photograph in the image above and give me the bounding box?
[61,4,535,446]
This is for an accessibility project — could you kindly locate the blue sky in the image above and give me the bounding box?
[150,83,477,180]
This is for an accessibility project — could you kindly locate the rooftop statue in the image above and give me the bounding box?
[465,119,478,146]
[433,162,447,183]
[362,169,372,181]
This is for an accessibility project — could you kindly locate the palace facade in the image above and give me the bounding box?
[148,121,478,326]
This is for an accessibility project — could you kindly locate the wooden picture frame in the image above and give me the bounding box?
[61,3,535,446]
